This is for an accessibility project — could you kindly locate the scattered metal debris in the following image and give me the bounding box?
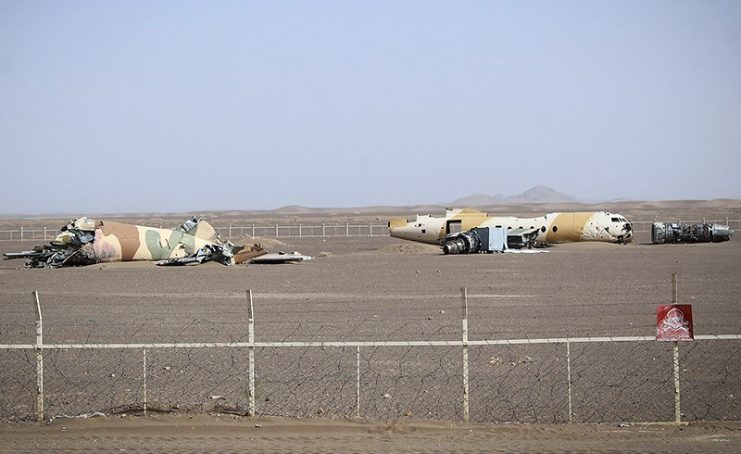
[651,222,734,244]
[3,217,246,268]
[249,251,314,264]
[48,411,106,423]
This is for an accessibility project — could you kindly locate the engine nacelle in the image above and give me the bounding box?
[651,222,734,244]
[441,230,481,254]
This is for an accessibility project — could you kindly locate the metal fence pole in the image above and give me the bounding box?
[566,341,573,423]
[247,290,256,417]
[673,342,681,425]
[461,287,470,423]
[671,273,682,425]
[229,224,232,240]
[33,291,44,422]
[143,348,148,416]
[356,346,361,418]
[20,227,24,241]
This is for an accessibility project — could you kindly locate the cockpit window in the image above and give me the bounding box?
[611,217,620,222]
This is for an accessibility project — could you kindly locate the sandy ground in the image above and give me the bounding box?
[1,414,740,453]
[1,202,740,452]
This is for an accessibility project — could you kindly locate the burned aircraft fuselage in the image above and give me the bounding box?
[4,217,237,268]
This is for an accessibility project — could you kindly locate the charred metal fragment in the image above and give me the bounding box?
[651,222,734,244]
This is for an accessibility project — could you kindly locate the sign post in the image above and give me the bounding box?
[656,273,693,425]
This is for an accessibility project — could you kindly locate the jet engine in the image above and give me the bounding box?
[651,222,734,244]
[441,231,481,254]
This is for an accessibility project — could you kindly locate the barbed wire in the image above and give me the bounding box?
[2,339,739,423]
[680,340,741,421]
[1,299,740,423]
[0,350,35,421]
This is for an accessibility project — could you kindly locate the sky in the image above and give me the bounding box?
[1,1,740,214]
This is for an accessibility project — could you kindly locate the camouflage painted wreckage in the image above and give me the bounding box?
[4,217,264,268]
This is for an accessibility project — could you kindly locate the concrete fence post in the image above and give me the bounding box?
[20,227,24,241]
[247,290,256,417]
[33,291,44,422]
[275,224,279,238]
[229,224,232,240]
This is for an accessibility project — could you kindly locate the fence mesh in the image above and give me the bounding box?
[255,347,357,418]
[469,343,569,423]
[681,340,741,421]
[569,342,674,423]
[359,346,461,421]
[0,350,35,421]
[3,339,740,423]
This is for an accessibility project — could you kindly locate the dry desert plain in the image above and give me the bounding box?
[1,200,740,452]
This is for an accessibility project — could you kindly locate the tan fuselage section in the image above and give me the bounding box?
[388,209,633,245]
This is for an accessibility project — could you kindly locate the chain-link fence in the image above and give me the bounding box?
[2,219,740,241]
[0,223,391,241]
[1,292,739,424]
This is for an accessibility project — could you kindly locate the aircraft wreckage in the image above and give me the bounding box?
[651,222,734,244]
[3,217,311,268]
[389,209,633,254]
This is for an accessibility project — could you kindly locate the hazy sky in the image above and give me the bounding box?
[1,1,740,214]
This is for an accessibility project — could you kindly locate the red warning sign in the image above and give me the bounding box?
[656,305,693,341]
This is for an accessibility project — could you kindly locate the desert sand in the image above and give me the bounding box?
[1,200,740,452]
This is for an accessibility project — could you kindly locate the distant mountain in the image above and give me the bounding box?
[274,205,314,214]
[450,186,578,206]
[506,185,577,203]
[448,193,504,206]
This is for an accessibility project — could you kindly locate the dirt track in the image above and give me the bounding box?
[2,415,741,453]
